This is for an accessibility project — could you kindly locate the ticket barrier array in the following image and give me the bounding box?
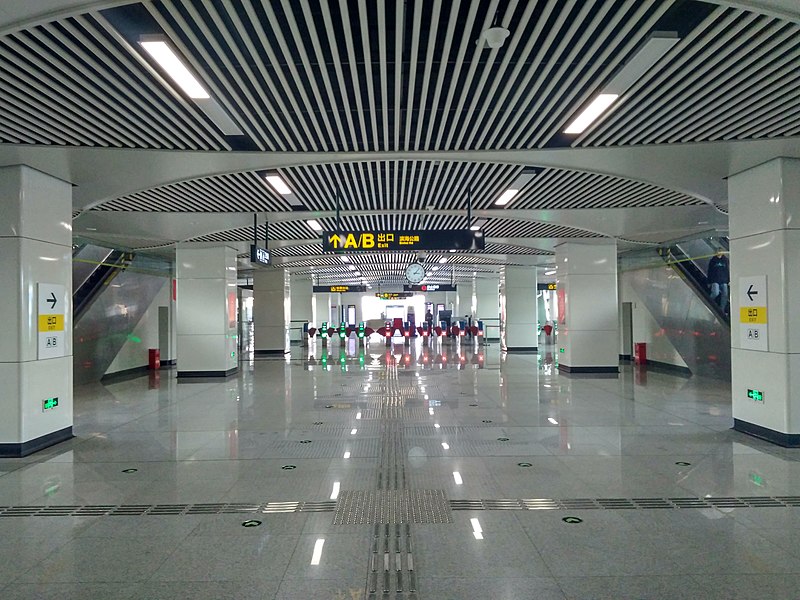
[306,322,374,347]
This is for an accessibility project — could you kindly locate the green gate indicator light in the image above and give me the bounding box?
[747,389,764,402]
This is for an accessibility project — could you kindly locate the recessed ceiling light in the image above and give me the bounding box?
[495,189,518,206]
[307,219,323,231]
[564,94,618,134]
[438,257,448,264]
[564,32,679,134]
[265,175,291,195]
[545,270,556,276]
[432,266,439,271]
[140,39,209,99]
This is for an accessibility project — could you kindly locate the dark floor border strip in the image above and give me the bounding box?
[558,365,619,374]
[504,346,538,353]
[619,354,632,361]
[0,427,73,458]
[734,419,800,448]
[177,367,238,378]
[254,349,289,355]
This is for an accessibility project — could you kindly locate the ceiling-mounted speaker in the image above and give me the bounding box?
[482,26,510,49]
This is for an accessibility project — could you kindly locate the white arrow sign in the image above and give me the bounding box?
[738,275,767,352]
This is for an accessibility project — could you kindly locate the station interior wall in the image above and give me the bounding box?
[103,281,173,376]
[619,271,688,369]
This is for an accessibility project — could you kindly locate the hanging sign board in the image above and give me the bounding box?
[738,275,767,351]
[376,292,412,300]
[38,283,66,359]
[537,283,557,291]
[403,284,457,292]
[322,230,485,252]
[313,285,367,293]
[250,245,271,266]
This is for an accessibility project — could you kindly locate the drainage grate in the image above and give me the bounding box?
[334,490,452,525]
[0,501,337,518]
[449,496,800,511]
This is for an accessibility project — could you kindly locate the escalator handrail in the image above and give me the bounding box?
[661,246,729,325]
[73,251,133,321]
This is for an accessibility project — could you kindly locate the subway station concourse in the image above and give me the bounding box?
[2,1,800,598]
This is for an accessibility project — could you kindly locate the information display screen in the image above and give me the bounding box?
[404,284,457,292]
[313,285,367,293]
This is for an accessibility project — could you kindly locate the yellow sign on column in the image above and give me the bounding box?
[38,314,65,332]
[739,306,767,324]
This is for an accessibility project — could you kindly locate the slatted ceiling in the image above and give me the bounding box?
[0,12,227,149]
[510,169,700,210]
[97,172,293,212]
[482,243,553,256]
[578,8,800,146]
[484,219,602,238]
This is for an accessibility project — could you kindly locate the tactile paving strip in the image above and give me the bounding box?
[333,490,453,525]
[0,501,337,517]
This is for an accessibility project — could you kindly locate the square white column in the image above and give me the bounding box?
[0,166,73,456]
[475,277,499,340]
[502,267,538,351]
[729,158,800,446]
[555,241,619,373]
[254,269,290,354]
[175,245,238,377]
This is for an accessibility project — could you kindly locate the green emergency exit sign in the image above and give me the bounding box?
[43,397,59,411]
[747,389,764,402]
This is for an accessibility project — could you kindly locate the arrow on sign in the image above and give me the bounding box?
[746,285,758,302]
[47,292,57,309]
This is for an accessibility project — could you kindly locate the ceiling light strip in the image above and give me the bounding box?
[146,3,271,149]
[91,13,225,149]
[534,1,671,147]
[510,0,622,145]
[582,7,728,146]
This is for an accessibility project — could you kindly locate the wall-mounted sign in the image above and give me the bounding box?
[376,292,412,300]
[313,285,367,293]
[747,388,764,402]
[322,229,485,252]
[250,245,271,266]
[403,284,457,292]
[38,283,65,360]
[43,397,59,411]
[739,275,767,351]
[537,283,557,291]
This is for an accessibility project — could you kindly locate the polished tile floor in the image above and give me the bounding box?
[2,336,800,599]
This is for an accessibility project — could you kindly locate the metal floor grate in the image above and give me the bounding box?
[0,501,337,518]
[450,496,797,511]
[334,490,453,525]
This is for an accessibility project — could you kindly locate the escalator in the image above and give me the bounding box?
[72,243,170,384]
[660,236,730,325]
[73,245,133,321]
[621,235,731,379]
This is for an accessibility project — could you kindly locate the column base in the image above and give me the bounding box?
[0,427,74,458]
[504,346,538,353]
[177,367,238,378]
[558,364,619,374]
[254,349,290,355]
[733,418,800,448]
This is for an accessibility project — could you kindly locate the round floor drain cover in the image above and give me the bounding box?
[469,403,478,406]
[675,461,691,466]
[281,465,297,470]
[517,462,532,468]
[313,422,323,425]
[497,437,509,441]
[299,440,312,444]
[121,468,138,473]
[562,516,583,524]
[242,520,262,528]
[482,420,493,423]
[325,405,334,408]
